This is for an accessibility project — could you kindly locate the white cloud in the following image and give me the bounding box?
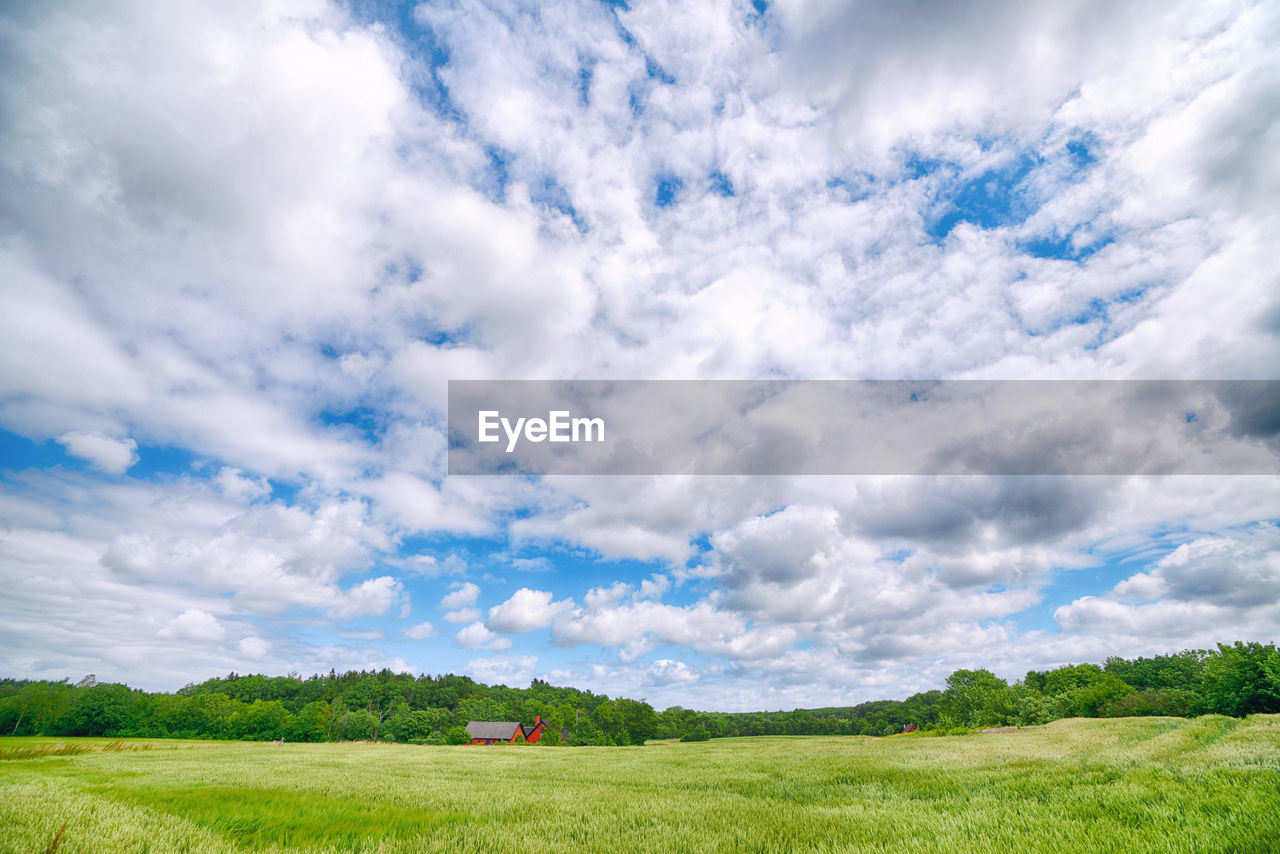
[440,582,480,610]
[328,576,404,620]
[57,432,138,474]
[396,553,467,577]
[1055,524,1280,638]
[404,621,437,640]
[647,659,697,686]
[238,636,270,658]
[214,467,271,502]
[464,654,538,688]
[0,253,145,430]
[99,497,401,618]
[338,629,386,641]
[551,596,795,663]
[158,609,224,641]
[488,587,572,634]
[638,574,670,600]
[455,621,512,651]
[1,0,1277,709]
[363,473,497,537]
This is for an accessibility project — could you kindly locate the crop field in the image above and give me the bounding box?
[2,715,1279,853]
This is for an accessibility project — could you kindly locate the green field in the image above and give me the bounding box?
[2,715,1279,853]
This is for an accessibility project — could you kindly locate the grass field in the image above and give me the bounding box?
[2,715,1278,853]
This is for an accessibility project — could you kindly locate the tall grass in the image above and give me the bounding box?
[42,820,67,854]
[1,716,1278,853]
[0,740,151,761]
[0,744,89,760]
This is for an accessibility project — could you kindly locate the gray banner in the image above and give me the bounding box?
[447,380,1280,475]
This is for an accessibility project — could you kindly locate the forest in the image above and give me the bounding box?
[2,641,1277,746]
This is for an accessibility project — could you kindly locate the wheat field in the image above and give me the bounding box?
[2,715,1278,853]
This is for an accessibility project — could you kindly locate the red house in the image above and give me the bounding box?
[466,715,546,745]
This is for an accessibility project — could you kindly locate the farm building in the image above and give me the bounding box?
[466,715,546,745]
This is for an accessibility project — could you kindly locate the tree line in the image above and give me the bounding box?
[2,642,1277,745]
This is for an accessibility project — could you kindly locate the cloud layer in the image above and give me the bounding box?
[0,0,1276,709]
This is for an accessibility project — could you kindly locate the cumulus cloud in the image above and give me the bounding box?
[638,574,670,600]
[1132,525,1280,607]
[647,658,697,686]
[404,621,437,640]
[57,432,138,474]
[158,609,224,641]
[438,582,483,623]
[455,621,512,651]
[1,0,1277,707]
[552,592,798,664]
[707,502,1048,632]
[487,587,572,634]
[464,654,538,688]
[441,582,480,610]
[396,553,467,577]
[328,577,404,621]
[213,467,271,502]
[238,636,270,658]
[99,498,401,618]
[1056,524,1280,638]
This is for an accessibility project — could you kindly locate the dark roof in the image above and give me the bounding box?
[520,719,545,739]
[466,721,521,740]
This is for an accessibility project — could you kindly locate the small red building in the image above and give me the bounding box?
[466,715,546,745]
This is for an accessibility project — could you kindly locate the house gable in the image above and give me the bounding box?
[466,721,520,744]
[520,717,546,743]
[466,717,545,745]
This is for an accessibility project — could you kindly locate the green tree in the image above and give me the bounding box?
[1072,674,1132,717]
[592,699,624,743]
[939,669,1014,728]
[656,706,696,739]
[1014,686,1063,726]
[231,699,294,740]
[617,698,658,745]
[568,715,606,745]
[1101,688,1200,718]
[1104,650,1206,692]
[186,692,237,739]
[1263,648,1280,695]
[292,701,331,742]
[1043,663,1105,696]
[0,681,69,736]
[1202,642,1280,716]
[379,700,411,742]
[537,722,561,745]
[332,709,378,741]
[56,684,137,736]
[326,697,346,741]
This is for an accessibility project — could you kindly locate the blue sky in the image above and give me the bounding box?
[1,0,1278,711]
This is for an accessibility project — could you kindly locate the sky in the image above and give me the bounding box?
[0,0,1278,712]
